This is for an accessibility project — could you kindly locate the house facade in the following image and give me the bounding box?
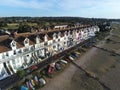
[0,25,99,80]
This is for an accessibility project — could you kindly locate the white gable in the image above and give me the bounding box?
[44,34,48,42]
[58,32,61,38]
[36,35,40,44]
[53,33,56,40]
[10,40,16,50]
[24,38,29,47]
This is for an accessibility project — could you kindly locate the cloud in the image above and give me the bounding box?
[55,0,120,18]
[0,0,53,10]
[0,0,120,11]
[57,0,120,11]
[0,0,120,18]
[56,0,100,10]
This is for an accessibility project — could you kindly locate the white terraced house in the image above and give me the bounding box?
[0,25,99,80]
[54,25,68,29]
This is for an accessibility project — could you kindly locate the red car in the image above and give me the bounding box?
[48,63,55,74]
[63,57,70,62]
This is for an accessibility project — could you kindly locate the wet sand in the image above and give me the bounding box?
[41,23,120,90]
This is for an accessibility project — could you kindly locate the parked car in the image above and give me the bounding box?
[69,56,74,60]
[38,56,45,59]
[55,63,61,71]
[39,78,46,86]
[70,53,76,58]
[71,52,78,58]
[31,65,38,71]
[64,58,70,62]
[48,63,55,74]
[56,60,67,67]
[21,85,28,90]
[60,60,68,64]
[75,51,81,55]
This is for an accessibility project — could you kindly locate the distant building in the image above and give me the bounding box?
[0,30,11,35]
[54,25,68,29]
[98,22,111,31]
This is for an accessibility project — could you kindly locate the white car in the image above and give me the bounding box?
[60,60,68,64]
[69,56,74,61]
[39,78,46,85]
[75,51,81,55]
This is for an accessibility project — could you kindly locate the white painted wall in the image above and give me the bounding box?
[0,63,9,80]
[24,38,29,47]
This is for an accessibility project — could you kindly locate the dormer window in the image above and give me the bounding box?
[24,38,29,44]
[58,32,61,36]
[36,35,40,44]
[53,33,56,40]
[10,40,16,50]
[12,42,15,47]
[44,34,48,42]
[24,38,29,47]
[68,31,70,35]
[65,31,67,34]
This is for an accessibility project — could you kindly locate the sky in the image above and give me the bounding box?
[0,0,120,19]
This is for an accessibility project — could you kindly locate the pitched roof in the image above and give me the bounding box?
[0,35,13,53]
[0,25,89,53]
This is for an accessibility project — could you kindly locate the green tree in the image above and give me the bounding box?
[18,23,31,33]
[17,69,26,78]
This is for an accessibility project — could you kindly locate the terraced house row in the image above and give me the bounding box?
[0,25,99,80]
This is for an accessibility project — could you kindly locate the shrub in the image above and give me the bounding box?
[17,69,26,78]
